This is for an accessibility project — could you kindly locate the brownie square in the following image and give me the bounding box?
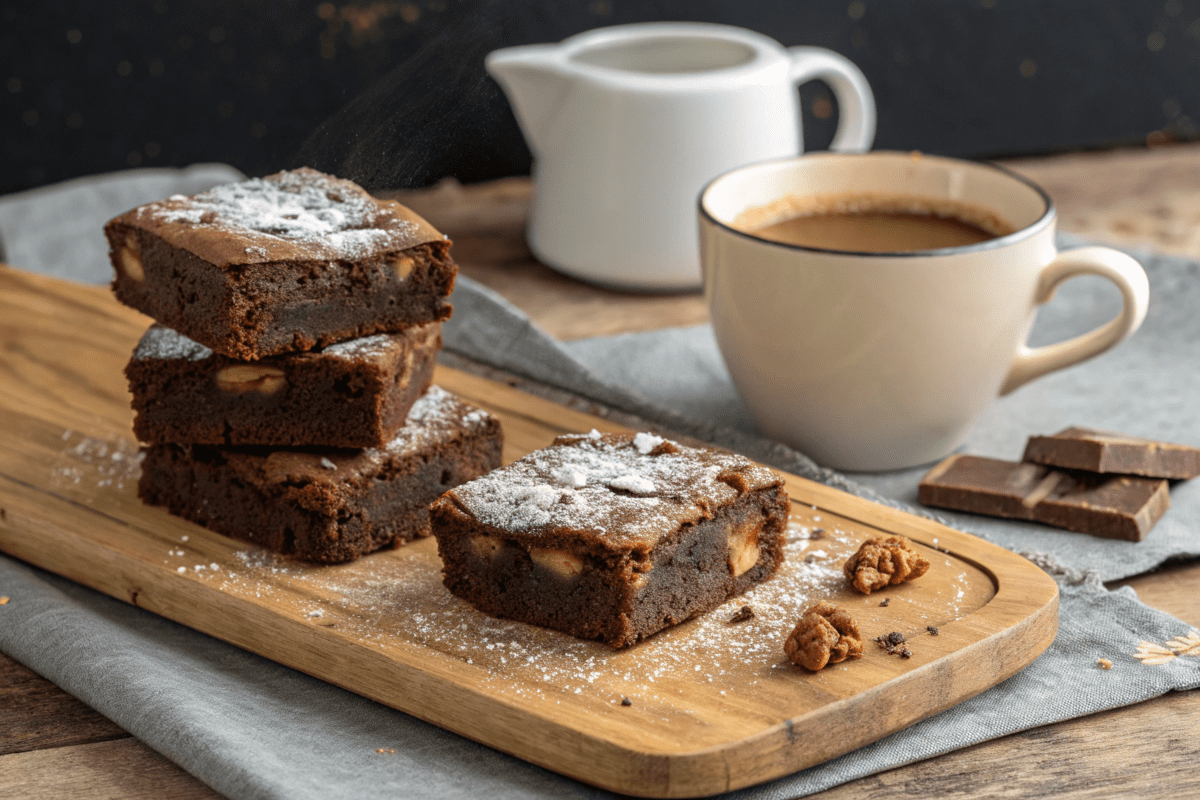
[106,167,457,360]
[430,431,789,648]
[126,322,441,448]
[138,386,503,563]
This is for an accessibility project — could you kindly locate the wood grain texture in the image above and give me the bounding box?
[820,690,1200,799]
[0,738,223,800]
[0,652,128,756]
[0,268,1059,798]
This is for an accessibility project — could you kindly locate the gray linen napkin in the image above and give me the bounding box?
[2,169,1199,800]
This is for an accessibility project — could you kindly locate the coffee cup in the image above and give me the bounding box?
[699,151,1150,471]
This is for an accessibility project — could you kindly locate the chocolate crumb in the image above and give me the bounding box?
[728,605,755,623]
[804,554,817,564]
[927,625,939,636]
[811,527,826,538]
[879,598,890,607]
[621,697,633,706]
[875,631,912,657]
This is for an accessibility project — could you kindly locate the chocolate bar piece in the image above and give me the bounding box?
[126,322,440,448]
[918,454,1169,541]
[1023,427,1200,480]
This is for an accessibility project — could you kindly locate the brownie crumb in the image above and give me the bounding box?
[1097,658,1113,670]
[879,598,890,607]
[926,625,939,636]
[875,631,913,658]
[728,605,755,623]
[620,697,633,706]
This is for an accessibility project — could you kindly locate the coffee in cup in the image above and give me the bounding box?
[699,151,1150,472]
[732,192,1016,253]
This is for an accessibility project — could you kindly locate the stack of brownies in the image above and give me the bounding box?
[105,168,503,562]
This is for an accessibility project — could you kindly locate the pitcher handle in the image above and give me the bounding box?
[787,46,876,153]
[1000,246,1150,395]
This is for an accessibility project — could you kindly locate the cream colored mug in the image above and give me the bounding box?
[699,152,1150,471]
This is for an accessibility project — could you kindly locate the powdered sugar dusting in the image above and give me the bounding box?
[133,324,411,365]
[442,433,780,548]
[140,168,422,261]
[133,324,213,362]
[195,513,981,713]
[633,432,664,454]
[607,474,655,495]
[321,333,397,360]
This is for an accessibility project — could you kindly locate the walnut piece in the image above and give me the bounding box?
[784,600,863,671]
[843,535,930,594]
[215,364,287,395]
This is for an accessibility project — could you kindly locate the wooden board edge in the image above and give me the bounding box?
[651,569,1060,797]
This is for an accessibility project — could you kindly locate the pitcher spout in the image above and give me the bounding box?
[485,44,570,156]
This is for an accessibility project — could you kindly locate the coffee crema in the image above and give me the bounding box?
[733,192,1017,253]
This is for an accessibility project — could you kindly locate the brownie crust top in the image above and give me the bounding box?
[439,431,784,550]
[112,167,445,267]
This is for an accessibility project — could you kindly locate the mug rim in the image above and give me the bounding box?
[698,151,1056,258]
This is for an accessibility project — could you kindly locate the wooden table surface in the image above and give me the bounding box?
[4,143,1200,799]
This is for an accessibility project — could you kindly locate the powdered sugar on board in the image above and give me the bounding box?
[196,512,981,711]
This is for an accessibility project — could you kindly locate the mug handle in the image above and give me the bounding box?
[999,246,1150,395]
[787,47,876,153]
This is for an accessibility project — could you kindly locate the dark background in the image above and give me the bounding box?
[4,0,1198,195]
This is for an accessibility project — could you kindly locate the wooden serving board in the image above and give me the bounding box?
[0,267,1058,798]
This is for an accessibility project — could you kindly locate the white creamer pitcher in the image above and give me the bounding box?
[486,22,876,291]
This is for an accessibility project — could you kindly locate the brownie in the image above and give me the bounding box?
[126,322,441,448]
[138,386,503,563]
[430,431,789,648]
[106,167,457,360]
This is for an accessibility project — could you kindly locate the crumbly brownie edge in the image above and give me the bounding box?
[433,483,788,648]
[108,221,456,359]
[139,412,503,562]
[125,324,441,448]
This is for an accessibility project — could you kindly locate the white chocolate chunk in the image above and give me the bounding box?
[528,547,583,578]
[470,535,503,560]
[393,255,415,280]
[120,244,144,282]
[727,521,761,577]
